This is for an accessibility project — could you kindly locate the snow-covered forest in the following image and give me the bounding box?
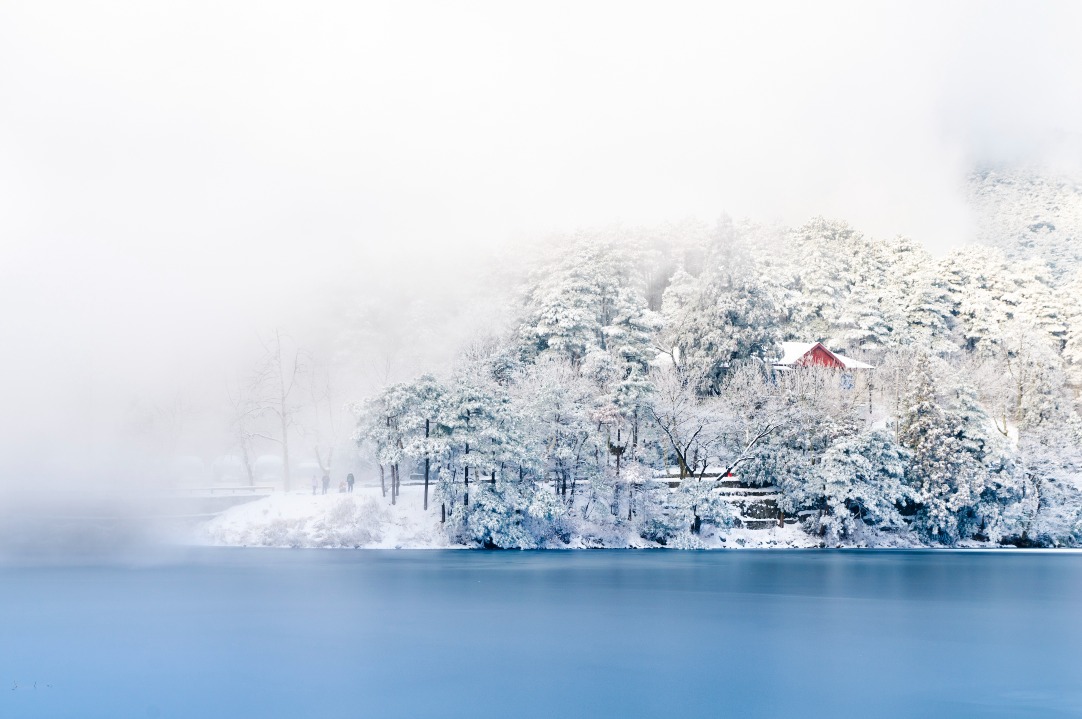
[351,170,1082,549]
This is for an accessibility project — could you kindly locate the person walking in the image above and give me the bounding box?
[321,473,330,495]
[310,474,318,496]
[346,473,355,493]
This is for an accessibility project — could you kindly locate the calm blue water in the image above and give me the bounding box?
[2,549,1081,718]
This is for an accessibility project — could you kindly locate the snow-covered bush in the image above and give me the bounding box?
[311,497,387,547]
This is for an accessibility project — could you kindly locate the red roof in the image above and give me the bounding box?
[775,342,874,370]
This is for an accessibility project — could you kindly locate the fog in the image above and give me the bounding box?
[1,1,1081,545]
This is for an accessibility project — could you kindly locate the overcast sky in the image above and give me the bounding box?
[1,1,1081,482]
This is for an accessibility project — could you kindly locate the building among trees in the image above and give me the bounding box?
[773,341,874,371]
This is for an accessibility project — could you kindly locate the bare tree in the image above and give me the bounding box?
[648,363,782,533]
[248,329,305,492]
[646,366,722,480]
[303,357,345,481]
[226,377,261,486]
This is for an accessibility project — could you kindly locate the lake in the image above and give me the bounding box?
[2,549,1080,718]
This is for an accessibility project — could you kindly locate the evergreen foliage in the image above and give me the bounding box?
[355,178,1082,547]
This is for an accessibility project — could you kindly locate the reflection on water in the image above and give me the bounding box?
[2,550,1081,718]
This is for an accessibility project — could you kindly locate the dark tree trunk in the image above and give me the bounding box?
[464,416,470,507]
[423,419,430,511]
[379,464,386,498]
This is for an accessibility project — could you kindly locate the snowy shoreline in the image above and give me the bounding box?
[194,484,1000,550]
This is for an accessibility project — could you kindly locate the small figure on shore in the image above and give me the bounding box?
[338,480,347,493]
[346,473,355,493]
[321,473,330,495]
[310,474,318,496]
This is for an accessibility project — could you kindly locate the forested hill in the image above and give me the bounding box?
[969,169,1082,282]
[354,170,1082,550]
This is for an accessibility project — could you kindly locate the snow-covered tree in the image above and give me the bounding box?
[881,236,954,353]
[897,362,991,543]
[1007,424,1082,547]
[520,233,658,372]
[810,431,909,543]
[347,201,1082,549]
[776,218,866,344]
[659,264,780,394]
[645,366,723,480]
[969,170,1082,284]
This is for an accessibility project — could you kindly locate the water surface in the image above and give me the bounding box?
[2,549,1080,718]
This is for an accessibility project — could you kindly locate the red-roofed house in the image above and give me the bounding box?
[774,341,874,370]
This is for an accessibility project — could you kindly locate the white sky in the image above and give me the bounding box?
[1,0,1081,480]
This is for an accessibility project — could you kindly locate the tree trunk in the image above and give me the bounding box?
[677,452,690,480]
[391,464,397,505]
[274,330,293,493]
[240,443,255,487]
[379,464,386,497]
[280,411,292,492]
[424,419,430,511]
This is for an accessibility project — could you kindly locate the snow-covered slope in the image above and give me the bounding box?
[200,485,460,549]
[969,169,1082,281]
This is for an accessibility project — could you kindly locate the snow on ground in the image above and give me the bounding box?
[200,484,462,549]
[714,524,822,549]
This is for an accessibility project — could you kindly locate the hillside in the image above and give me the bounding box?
[969,169,1082,282]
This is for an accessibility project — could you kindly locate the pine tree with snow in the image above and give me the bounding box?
[811,430,909,543]
[777,218,865,344]
[659,264,779,394]
[897,364,986,543]
[882,236,954,353]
